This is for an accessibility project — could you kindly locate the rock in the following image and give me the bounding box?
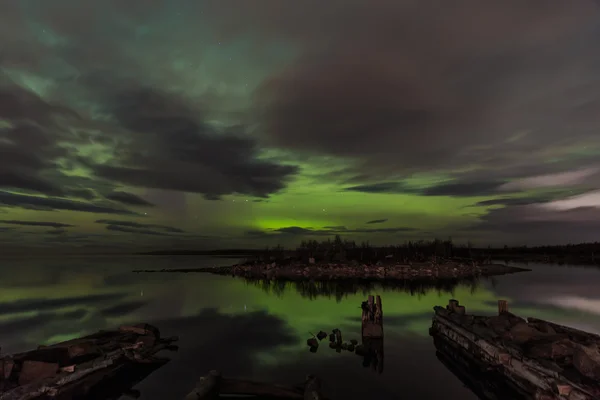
[67,342,101,360]
[505,321,542,344]
[527,338,575,360]
[485,316,513,334]
[355,345,366,356]
[573,344,600,380]
[341,343,348,350]
[119,323,160,338]
[1,358,14,381]
[347,344,355,352]
[316,331,328,341]
[18,360,59,385]
[329,333,335,342]
[307,338,319,348]
[335,330,342,345]
[328,342,337,349]
[309,346,318,353]
[350,339,358,345]
[136,335,157,348]
[529,321,557,335]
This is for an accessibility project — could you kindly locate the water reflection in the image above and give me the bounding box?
[431,334,529,400]
[243,276,484,301]
[0,257,599,399]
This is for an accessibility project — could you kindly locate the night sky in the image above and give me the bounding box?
[2,1,600,253]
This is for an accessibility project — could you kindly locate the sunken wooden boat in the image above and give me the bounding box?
[0,323,178,400]
[430,299,600,400]
[184,370,328,399]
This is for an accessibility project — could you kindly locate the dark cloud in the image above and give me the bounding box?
[366,219,387,224]
[0,309,87,334]
[0,220,73,228]
[345,180,507,197]
[474,198,546,207]
[0,170,63,196]
[253,0,600,180]
[99,301,148,317]
[0,191,138,215]
[46,228,68,235]
[96,219,184,233]
[105,224,171,236]
[82,82,299,200]
[0,293,126,316]
[464,205,600,245]
[105,191,154,206]
[250,225,417,237]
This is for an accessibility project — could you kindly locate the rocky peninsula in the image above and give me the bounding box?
[133,259,529,280]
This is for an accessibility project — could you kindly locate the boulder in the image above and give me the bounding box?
[527,338,575,360]
[18,360,58,385]
[505,322,543,344]
[573,344,600,380]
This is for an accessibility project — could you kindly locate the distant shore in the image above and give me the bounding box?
[133,261,530,280]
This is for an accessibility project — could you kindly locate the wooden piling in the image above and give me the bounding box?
[185,370,221,400]
[498,300,508,315]
[303,375,323,400]
[375,295,383,324]
[362,295,383,338]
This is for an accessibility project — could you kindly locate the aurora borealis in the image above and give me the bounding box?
[2,1,600,252]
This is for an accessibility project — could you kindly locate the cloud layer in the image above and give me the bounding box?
[1,0,600,249]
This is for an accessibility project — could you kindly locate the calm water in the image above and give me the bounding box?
[1,256,599,400]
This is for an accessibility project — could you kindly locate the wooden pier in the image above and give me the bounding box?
[184,370,327,399]
[0,323,178,400]
[430,299,600,400]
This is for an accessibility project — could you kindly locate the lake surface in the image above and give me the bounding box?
[1,256,599,400]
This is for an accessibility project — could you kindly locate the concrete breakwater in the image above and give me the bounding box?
[133,261,530,280]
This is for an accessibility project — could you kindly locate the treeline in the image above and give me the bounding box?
[255,236,467,263]
[253,236,600,264]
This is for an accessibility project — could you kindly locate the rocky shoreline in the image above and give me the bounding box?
[133,261,530,280]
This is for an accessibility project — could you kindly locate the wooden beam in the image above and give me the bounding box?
[498,300,508,315]
[375,295,383,324]
[304,374,323,400]
[185,370,221,400]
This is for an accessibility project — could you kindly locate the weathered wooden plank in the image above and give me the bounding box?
[432,300,600,400]
[304,375,323,400]
[0,323,177,400]
[185,370,221,400]
[498,300,508,315]
[375,295,383,324]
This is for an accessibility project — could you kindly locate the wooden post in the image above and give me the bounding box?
[448,299,459,311]
[185,370,221,400]
[303,375,323,400]
[498,300,508,315]
[367,295,375,321]
[375,295,383,324]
